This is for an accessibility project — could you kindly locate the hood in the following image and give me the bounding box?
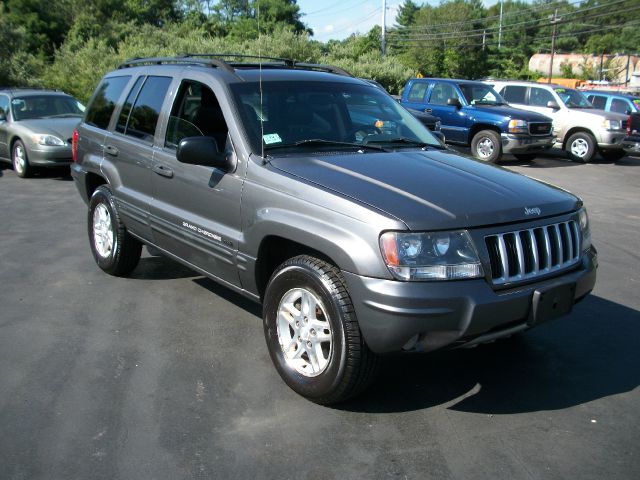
[579,108,628,122]
[270,150,579,230]
[469,104,552,122]
[17,117,82,142]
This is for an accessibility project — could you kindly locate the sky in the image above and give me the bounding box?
[297,0,509,42]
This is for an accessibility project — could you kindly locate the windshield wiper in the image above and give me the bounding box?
[364,137,443,149]
[44,113,82,118]
[264,139,386,152]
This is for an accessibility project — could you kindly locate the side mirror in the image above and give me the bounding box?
[176,136,234,171]
[447,97,462,108]
[546,101,560,110]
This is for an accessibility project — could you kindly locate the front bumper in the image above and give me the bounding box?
[27,144,72,167]
[596,130,626,149]
[501,133,555,154]
[343,247,597,354]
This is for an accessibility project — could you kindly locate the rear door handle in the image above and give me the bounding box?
[105,145,119,156]
[152,164,174,178]
[424,108,432,113]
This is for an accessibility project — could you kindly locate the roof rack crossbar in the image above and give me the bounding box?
[118,56,237,75]
[291,62,353,77]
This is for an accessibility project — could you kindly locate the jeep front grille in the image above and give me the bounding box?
[528,122,552,136]
[485,220,580,285]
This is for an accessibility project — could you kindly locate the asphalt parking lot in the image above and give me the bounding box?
[1,151,639,480]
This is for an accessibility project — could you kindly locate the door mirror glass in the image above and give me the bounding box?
[176,136,233,171]
[546,100,560,110]
[447,97,461,108]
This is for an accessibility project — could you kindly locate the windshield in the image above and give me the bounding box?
[458,84,505,105]
[230,81,440,154]
[11,95,85,121]
[554,88,592,108]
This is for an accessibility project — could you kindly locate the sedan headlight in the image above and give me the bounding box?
[578,207,591,252]
[602,119,622,131]
[379,230,483,281]
[31,134,66,146]
[508,119,528,134]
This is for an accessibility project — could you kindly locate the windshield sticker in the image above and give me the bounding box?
[263,133,282,144]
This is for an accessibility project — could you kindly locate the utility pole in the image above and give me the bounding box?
[483,30,486,51]
[548,8,560,83]
[498,0,503,49]
[381,0,387,57]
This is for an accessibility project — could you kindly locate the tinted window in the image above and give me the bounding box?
[407,82,428,102]
[116,77,145,134]
[458,84,502,105]
[502,86,527,104]
[611,98,630,114]
[429,83,460,106]
[11,95,84,121]
[0,95,9,116]
[85,76,131,129]
[124,76,172,142]
[529,88,555,107]
[588,95,607,109]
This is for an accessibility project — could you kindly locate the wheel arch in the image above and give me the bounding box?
[562,127,595,149]
[467,123,502,144]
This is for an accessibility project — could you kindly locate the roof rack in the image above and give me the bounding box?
[117,54,353,78]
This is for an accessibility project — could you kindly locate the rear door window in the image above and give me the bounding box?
[501,86,526,104]
[407,82,428,103]
[588,95,607,110]
[85,76,131,129]
[120,76,172,143]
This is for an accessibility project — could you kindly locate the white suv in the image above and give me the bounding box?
[490,81,627,162]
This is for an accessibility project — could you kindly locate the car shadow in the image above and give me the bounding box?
[337,295,640,414]
[129,255,199,281]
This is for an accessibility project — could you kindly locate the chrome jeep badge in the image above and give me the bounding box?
[524,207,541,216]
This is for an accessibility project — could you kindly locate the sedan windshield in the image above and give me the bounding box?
[231,81,441,154]
[458,84,506,106]
[11,95,85,121]
[554,88,592,108]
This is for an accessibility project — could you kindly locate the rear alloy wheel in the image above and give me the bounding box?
[12,140,32,178]
[513,153,537,162]
[263,255,378,404]
[565,132,596,163]
[600,149,626,161]
[88,185,142,276]
[471,130,502,163]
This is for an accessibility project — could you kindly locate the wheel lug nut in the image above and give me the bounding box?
[295,321,300,327]
[306,341,312,348]
[310,329,316,336]
[304,316,308,323]
[297,336,301,342]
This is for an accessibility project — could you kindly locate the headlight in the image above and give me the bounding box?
[578,207,591,252]
[603,119,622,131]
[434,120,441,131]
[31,134,66,146]
[508,119,528,134]
[379,230,483,281]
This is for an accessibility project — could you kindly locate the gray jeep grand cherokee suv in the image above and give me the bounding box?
[72,55,597,404]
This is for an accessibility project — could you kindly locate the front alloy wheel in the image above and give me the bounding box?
[12,140,32,178]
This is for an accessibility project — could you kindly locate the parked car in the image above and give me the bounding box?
[400,78,555,163]
[491,81,628,162]
[622,112,640,155]
[72,55,596,404]
[364,79,444,141]
[0,88,85,177]
[584,90,640,115]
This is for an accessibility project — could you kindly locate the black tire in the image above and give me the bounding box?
[12,140,33,178]
[565,131,596,163]
[471,130,502,163]
[263,255,378,404]
[513,153,537,162]
[600,149,626,161]
[88,185,142,276]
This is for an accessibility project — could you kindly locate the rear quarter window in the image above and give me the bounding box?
[85,76,131,130]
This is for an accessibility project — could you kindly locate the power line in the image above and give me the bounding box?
[306,0,374,18]
[318,7,382,37]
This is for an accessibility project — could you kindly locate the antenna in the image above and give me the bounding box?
[257,2,265,161]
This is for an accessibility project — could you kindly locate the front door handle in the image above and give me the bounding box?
[424,108,432,113]
[105,145,119,156]
[152,164,174,178]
